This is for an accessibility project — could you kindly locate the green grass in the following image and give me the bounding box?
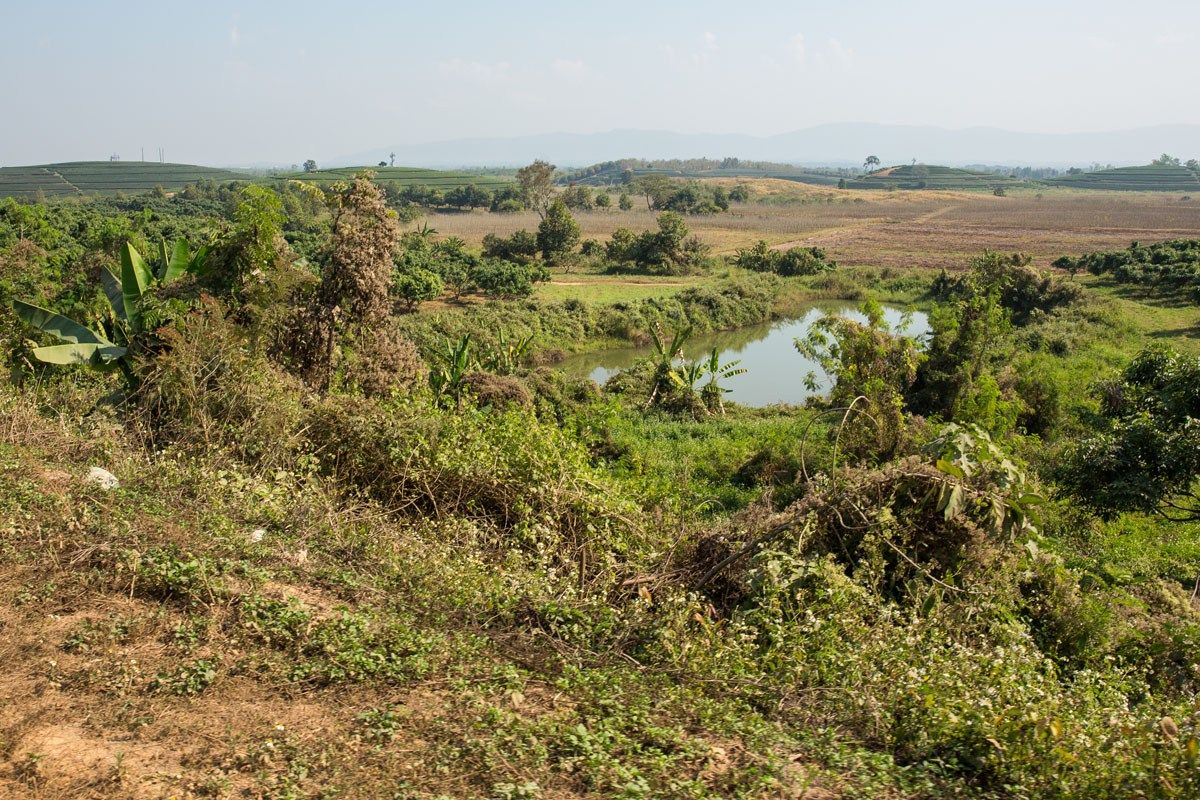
[0,161,254,198]
[846,163,1025,190]
[570,164,843,187]
[1048,164,1200,192]
[286,165,515,189]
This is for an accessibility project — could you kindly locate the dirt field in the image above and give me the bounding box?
[427,183,1200,271]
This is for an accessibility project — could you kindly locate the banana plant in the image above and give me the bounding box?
[14,239,207,386]
[481,328,534,376]
[429,333,476,405]
[646,323,692,407]
[700,348,747,415]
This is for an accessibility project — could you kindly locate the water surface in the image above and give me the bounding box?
[558,303,928,407]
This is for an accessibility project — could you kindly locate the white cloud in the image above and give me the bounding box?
[828,37,854,63]
[703,31,718,50]
[551,58,586,80]
[1156,32,1192,45]
[791,33,806,62]
[230,24,239,47]
[437,58,513,84]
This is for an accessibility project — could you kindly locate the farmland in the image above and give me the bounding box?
[285,165,515,190]
[567,161,843,187]
[1048,163,1200,191]
[0,161,253,199]
[846,163,1024,190]
[429,181,1200,271]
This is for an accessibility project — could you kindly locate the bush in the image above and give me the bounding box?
[733,240,836,276]
[135,300,306,469]
[604,212,711,275]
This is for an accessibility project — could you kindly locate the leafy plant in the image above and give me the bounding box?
[14,239,206,386]
[700,348,746,415]
[429,334,476,405]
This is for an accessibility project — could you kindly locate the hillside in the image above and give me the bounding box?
[286,165,514,190]
[565,161,842,188]
[1047,164,1200,191]
[0,162,253,199]
[845,164,1024,190]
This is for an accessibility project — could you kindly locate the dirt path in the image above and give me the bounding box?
[549,280,689,286]
[768,204,961,251]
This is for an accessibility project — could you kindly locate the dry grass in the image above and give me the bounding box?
[424,189,1200,271]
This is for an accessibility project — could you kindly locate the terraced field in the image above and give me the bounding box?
[1047,164,1200,191]
[0,162,254,199]
[286,165,514,189]
[569,164,842,187]
[845,164,1025,191]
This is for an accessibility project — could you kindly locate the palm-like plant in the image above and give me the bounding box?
[647,323,692,407]
[14,239,207,387]
[429,334,476,405]
[700,348,747,415]
[482,328,533,376]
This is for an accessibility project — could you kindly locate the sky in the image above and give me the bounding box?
[2,0,1199,166]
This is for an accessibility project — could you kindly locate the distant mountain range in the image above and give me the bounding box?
[332,123,1200,169]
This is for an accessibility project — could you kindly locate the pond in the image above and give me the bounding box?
[558,303,929,407]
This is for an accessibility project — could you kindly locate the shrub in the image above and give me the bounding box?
[733,240,836,276]
[136,300,306,468]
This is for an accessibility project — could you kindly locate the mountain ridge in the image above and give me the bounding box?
[331,123,1200,169]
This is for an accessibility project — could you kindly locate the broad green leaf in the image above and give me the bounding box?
[31,342,127,365]
[99,269,127,321]
[12,300,111,345]
[941,485,964,520]
[163,238,191,284]
[120,242,152,332]
[157,239,171,282]
[936,458,966,479]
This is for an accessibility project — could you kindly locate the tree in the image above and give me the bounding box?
[394,266,443,310]
[1060,345,1200,521]
[618,193,634,211]
[378,161,388,168]
[594,192,612,208]
[516,160,557,219]
[322,174,400,325]
[389,152,396,167]
[1186,159,1199,174]
[303,159,318,173]
[1153,153,1182,167]
[536,200,580,263]
[797,300,923,460]
[864,155,881,172]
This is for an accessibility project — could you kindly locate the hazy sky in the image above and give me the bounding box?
[3,0,1199,165]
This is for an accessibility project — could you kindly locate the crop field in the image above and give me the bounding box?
[429,183,1200,271]
[571,163,843,187]
[0,161,253,198]
[846,163,1024,190]
[286,165,514,189]
[1048,163,1200,191]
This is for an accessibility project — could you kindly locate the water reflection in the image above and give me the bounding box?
[558,303,928,407]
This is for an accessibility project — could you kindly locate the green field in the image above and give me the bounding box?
[286,165,515,189]
[845,163,1025,190]
[567,163,843,187]
[0,161,254,199]
[1047,163,1200,191]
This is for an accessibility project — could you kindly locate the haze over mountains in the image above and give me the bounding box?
[334,123,1200,170]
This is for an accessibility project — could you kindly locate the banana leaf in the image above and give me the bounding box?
[12,300,112,345]
[31,342,127,366]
